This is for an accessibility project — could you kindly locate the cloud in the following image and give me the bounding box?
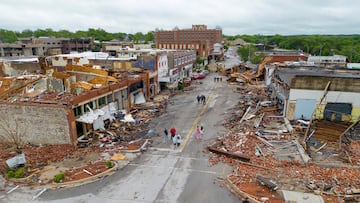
[0,0,360,35]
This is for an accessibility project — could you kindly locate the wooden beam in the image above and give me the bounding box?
[339,120,359,149]
[303,81,331,145]
[256,175,278,190]
[208,146,250,162]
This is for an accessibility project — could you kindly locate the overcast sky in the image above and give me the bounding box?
[1,0,360,36]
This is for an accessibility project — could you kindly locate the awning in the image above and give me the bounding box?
[76,102,117,124]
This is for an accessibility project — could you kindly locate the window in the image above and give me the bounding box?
[84,101,96,112]
[107,93,113,103]
[73,105,82,117]
[98,96,106,107]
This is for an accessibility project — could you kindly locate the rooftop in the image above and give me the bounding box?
[276,66,360,85]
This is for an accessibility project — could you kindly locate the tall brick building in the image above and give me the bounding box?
[154,25,222,58]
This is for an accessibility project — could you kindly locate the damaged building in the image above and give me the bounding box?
[266,66,360,122]
[0,62,154,146]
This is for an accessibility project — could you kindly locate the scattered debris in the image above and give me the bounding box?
[209,79,360,203]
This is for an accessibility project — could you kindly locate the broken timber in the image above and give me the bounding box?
[208,146,250,162]
[339,120,359,149]
[303,81,331,144]
[256,175,278,190]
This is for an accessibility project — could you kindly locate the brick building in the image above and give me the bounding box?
[154,25,222,58]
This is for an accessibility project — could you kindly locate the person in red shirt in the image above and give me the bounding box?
[170,127,176,139]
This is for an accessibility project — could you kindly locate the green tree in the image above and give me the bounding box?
[196,56,204,66]
[0,29,18,43]
[18,29,34,38]
[133,32,144,43]
[113,32,127,41]
[144,31,154,43]
[74,30,88,38]
[237,44,257,62]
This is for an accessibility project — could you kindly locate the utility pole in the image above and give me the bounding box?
[319,45,323,56]
[248,44,251,62]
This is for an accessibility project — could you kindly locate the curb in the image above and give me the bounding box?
[6,140,150,189]
[48,161,119,189]
[224,175,261,203]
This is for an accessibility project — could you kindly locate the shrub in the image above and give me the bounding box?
[105,160,113,168]
[54,173,65,183]
[6,170,15,179]
[178,83,185,90]
[14,168,24,178]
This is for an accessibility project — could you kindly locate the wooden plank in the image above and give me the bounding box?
[208,146,250,162]
[339,120,359,149]
[256,175,278,190]
[303,81,331,145]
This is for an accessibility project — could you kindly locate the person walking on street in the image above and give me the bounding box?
[242,197,250,203]
[195,126,201,139]
[172,134,177,149]
[200,125,204,138]
[163,128,169,143]
[170,127,176,140]
[197,95,201,104]
[176,134,182,148]
[201,95,206,105]
[172,134,182,149]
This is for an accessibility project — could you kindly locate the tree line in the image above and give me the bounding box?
[1,28,360,63]
[0,28,154,44]
[225,34,360,63]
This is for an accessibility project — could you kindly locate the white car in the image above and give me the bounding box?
[201,70,209,75]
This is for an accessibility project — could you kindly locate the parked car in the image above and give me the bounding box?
[200,70,209,75]
[191,73,206,80]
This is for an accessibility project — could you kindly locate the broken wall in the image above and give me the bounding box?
[0,103,72,145]
[52,56,68,67]
[286,76,360,121]
[113,61,133,71]
[287,90,360,121]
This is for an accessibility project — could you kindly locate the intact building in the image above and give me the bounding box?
[154,25,222,58]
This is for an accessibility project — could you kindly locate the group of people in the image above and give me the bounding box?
[164,127,182,149]
[163,124,205,149]
[196,95,206,105]
[213,76,222,82]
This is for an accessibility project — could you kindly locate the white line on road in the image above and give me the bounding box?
[6,185,19,194]
[142,153,209,161]
[32,188,47,200]
[127,163,217,175]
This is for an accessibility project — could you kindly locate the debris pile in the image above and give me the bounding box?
[208,83,360,203]
[0,95,169,185]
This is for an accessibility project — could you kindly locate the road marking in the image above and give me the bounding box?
[179,82,221,151]
[142,153,209,161]
[32,188,47,200]
[6,185,19,194]
[127,163,217,175]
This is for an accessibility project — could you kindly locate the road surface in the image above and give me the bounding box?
[2,56,243,203]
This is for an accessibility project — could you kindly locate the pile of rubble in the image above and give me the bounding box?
[208,83,360,203]
[0,94,169,185]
